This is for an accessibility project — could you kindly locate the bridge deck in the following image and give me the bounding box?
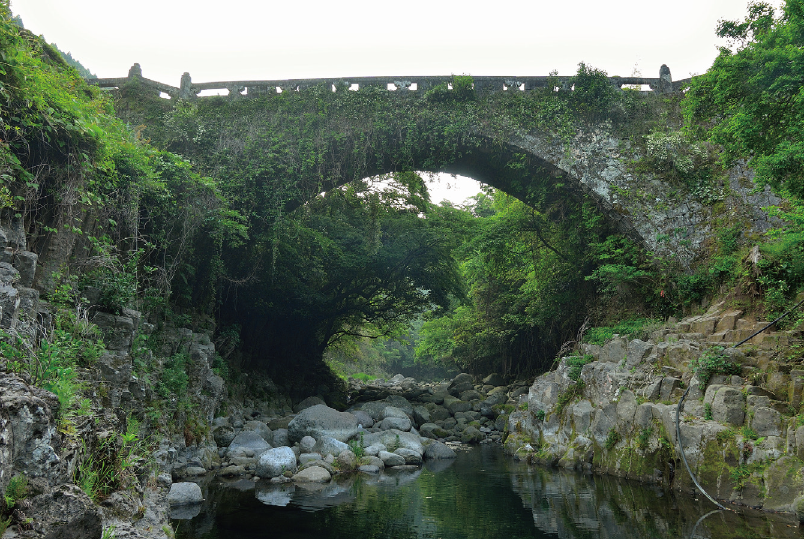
[87,65,689,99]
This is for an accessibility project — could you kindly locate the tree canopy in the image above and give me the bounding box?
[683,0,804,197]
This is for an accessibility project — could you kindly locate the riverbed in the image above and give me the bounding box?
[173,445,801,539]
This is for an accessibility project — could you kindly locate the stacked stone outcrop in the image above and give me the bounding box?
[508,301,804,513]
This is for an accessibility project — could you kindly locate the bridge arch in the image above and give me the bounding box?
[107,67,783,396]
[106,65,695,257]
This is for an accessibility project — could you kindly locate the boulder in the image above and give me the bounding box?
[429,405,451,422]
[460,426,484,444]
[449,373,474,396]
[228,430,271,458]
[168,482,204,505]
[272,428,290,448]
[386,395,414,416]
[336,449,358,471]
[183,466,207,476]
[293,466,332,483]
[423,442,457,460]
[268,416,293,430]
[256,446,297,478]
[352,410,374,428]
[219,465,246,477]
[288,404,359,443]
[299,435,317,453]
[357,401,389,421]
[380,416,412,431]
[364,443,385,456]
[213,425,236,447]
[483,391,508,407]
[378,450,406,467]
[361,429,424,455]
[381,406,410,420]
[394,448,423,465]
[243,420,272,443]
[313,435,349,457]
[360,455,385,469]
[445,398,472,415]
[299,453,322,466]
[11,484,102,539]
[294,396,326,413]
[751,406,782,437]
[412,406,430,426]
[419,423,450,439]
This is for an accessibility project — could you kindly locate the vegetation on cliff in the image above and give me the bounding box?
[3,0,804,401]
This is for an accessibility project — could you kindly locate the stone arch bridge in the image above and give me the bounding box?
[95,65,779,266]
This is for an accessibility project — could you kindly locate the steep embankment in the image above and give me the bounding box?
[506,301,804,516]
[0,245,232,537]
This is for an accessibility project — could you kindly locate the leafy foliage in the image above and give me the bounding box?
[75,417,149,501]
[563,355,594,381]
[157,352,190,398]
[683,0,804,198]
[414,189,636,375]
[583,317,660,345]
[604,428,621,450]
[690,347,741,386]
[555,380,585,415]
[3,475,28,510]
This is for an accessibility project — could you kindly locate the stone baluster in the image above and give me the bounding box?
[128,63,143,79]
[179,72,194,99]
[658,64,673,94]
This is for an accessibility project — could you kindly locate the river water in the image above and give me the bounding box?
[173,445,800,539]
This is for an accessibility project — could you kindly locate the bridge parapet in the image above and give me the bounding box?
[87,64,690,100]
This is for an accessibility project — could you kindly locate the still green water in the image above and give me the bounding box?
[174,445,800,539]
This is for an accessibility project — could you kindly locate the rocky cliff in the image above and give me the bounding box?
[507,301,804,516]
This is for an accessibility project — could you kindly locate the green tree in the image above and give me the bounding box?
[683,0,804,197]
[220,175,463,388]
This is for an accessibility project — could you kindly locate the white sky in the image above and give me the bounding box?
[12,0,754,83]
[10,0,759,204]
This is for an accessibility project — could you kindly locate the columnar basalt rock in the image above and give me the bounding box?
[510,301,804,515]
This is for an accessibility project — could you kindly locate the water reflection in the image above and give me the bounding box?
[175,446,800,539]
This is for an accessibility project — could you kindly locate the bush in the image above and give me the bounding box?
[348,432,365,459]
[568,62,616,120]
[426,75,475,103]
[690,347,741,386]
[3,475,29,510]
[636,427,652,450]
[583,318,659,345]
[563,354,594,381]
[555,380,585,415]
[157,352,189,398]
[604,428,621,450]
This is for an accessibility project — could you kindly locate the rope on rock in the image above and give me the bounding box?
[675,296,804,512]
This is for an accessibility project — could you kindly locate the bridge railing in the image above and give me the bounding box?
[87,64,690,100]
